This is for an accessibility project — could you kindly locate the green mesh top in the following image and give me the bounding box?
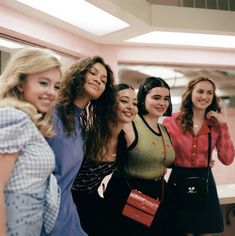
[124,115,175,180]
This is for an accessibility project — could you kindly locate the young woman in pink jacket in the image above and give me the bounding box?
[163,76,235,236]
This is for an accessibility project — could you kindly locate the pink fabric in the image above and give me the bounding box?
[163,113,235,168]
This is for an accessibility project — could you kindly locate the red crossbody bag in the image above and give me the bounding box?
[122,130,167,227]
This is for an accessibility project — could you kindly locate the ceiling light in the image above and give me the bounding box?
[0,38,25,49]
[137,67,183,80]
[16,0,129,36]
[126,31,235,49]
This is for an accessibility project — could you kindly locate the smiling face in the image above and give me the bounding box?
[116,88,138,124]
[83,62,107,100]
[18,67,61,113]
[144,87,170,119]
[191,81,214,111]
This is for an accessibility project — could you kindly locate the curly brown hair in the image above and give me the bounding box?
[178,75,221,133]
[57,55,117,160]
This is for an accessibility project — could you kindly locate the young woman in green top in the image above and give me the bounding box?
[104,77,178,236]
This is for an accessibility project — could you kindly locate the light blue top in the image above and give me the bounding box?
[44,105,87,236]
[0,107,60,235]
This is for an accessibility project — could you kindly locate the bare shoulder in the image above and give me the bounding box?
[123,122,135,147]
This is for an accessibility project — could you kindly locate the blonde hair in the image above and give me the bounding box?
[0,47,62,137]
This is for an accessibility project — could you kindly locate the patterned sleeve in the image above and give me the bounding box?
[216,123,235,165]
[0,107,32,153]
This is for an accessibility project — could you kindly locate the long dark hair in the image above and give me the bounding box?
[57,56,116,139]
[178,75,221,132]
[137,76,172,116]
[85,83,136,161]
[115,83,135,93]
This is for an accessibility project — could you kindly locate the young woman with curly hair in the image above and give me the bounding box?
[72,83,138,236]
[163,76,235,236]
[43,56,116,236]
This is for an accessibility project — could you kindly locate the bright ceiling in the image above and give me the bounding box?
[2,0,235,49]
[1,0,235,102]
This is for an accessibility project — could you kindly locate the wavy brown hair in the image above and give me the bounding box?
[178,75,221,133]
[57,56,117,160]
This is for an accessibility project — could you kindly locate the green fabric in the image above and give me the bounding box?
[124,115,175,179]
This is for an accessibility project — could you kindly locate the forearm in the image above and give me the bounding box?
[0,152,18,236]
[0,189,7,236]
[217,123,235,165]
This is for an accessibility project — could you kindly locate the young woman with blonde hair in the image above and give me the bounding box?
[0,47,61,236]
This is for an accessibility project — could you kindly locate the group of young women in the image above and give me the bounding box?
[0,47,234,236]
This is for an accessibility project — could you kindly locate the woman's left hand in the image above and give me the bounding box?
[206,110,225,125]
[210,159,215,168]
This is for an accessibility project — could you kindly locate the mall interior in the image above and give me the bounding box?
[1,0,235,235]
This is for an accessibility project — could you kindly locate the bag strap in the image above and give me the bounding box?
[160,124,167,202]
[206,128,212,180]
[125,124,167,203]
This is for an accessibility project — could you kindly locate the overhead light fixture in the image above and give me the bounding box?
[136,67,183,80]
[126,31,235,49]
[16,0,129,36]
[120,65,186,87]
[0,38,25,49]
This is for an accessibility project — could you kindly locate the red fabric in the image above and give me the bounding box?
[122,189,160,227]
[163,113,235,168]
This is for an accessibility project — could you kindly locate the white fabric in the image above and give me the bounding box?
[97,173,113,198]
